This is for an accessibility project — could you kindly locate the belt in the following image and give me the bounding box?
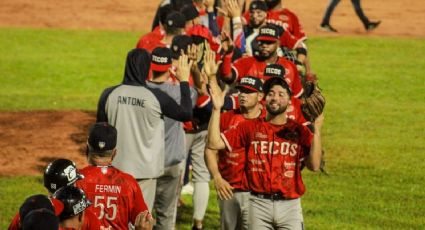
[251,192,292,201]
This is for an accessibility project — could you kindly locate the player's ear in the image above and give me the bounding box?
[258,92,264,101]
[111,148,117,161]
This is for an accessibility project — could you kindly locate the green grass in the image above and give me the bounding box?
[1,28,425,229]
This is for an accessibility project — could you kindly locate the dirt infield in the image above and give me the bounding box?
[0,0,424,176]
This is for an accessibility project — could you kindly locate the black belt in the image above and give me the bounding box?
[251,192,292,200]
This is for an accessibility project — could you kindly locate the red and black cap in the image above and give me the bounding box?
[249,0,268,12]
[88,122,117,153]
[236,76,263,93]
[150,47,173,72]
[256,24,281,42]
[263,64,291,96]
[21,208,59,230]
[263,63,286,81]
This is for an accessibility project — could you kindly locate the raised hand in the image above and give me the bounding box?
[170,53,193,82]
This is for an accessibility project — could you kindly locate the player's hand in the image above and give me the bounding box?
[134,211,154,230]
[203,0,215,12]
[220,31,234,54]
[170,53,193,82]
[203,46,220,78]
[187,44,198,63]
[214,176,234,200]
[226,0,241,18]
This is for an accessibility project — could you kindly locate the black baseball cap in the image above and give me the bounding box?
[171,35,193,59]
[151,47,172,72]
[236,76,263,93]
[22,208,59,230]
[88,122,117,153]
[256,24,281,42]
[249,0,268,12]
[19,194,55,221]
[263,75,292,96]
[263,63,286,81]
[181,4,199,21]
[165,12,186,29]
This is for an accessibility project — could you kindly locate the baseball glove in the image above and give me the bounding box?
[301,81,325,121]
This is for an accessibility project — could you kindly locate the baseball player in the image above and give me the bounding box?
[76,122,153,230]
[219,23,304,99]
[147,47,198,230]
[8,159,101,230]
[205,75,265,230]
[137,12,186,52]
[207,55,324,229]
[53,186,92,230]
[96,48,193,211]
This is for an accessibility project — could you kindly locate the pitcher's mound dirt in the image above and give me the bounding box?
[0,111,95,176]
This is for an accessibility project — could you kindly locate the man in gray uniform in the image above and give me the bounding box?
[147,47,197,230]
[96,48,193,212]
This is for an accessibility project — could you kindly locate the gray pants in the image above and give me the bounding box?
[218,191,250,230]
[153,163,182,230]
[249,196,304,230]
[185,130,211,221]
[137,178,158,213]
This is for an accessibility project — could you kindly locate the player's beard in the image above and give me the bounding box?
[266,102,287,116]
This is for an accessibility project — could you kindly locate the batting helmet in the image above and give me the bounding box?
[43,159,84,193]
[53,186,91,220]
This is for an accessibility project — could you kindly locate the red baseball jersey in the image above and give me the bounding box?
[286,97,309,126]
[218,108,266,190]
[267,8,306,41]
[7,213,19,230]
[232,56,304,98]
[76,165,149,230]
[221,118,312,198]
[81,209,101,230]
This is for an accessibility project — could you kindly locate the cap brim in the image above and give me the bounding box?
[151,63,171,72]
[256,36,279,42]
[236,85,260,93]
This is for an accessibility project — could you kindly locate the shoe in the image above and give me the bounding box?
[181,183,194,195]
[366,21,381,31]
[319,24,338,32]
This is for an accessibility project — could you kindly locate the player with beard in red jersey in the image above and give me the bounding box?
[205,75,265,230]
[219,23,304,99]
[207,49,324,229]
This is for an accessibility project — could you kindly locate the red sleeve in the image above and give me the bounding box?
[233,57,253,82]
[279,31,301,50]
[221,120,252,152]
[7,213,20,230]
[130,178,149,224]
[279,58,303,98]
[285,9,306,41]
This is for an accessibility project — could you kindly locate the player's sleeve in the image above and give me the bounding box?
[151,82,193,121]
[280,31,304,50]
[96,85,120,122]
[7,213,20,230]
[285,61,303,98]
[221,120,250,152]
[232,58,250,82]
[299,123,313,148]
[130,179,149,224]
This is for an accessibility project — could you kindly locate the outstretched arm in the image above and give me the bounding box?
[305,114,324,171]
[205,147,234,200]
